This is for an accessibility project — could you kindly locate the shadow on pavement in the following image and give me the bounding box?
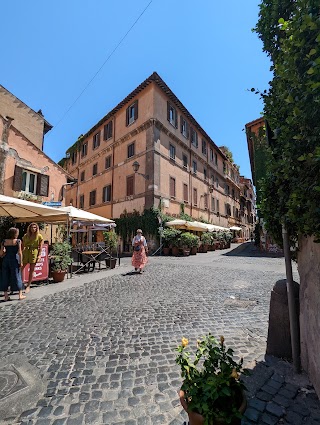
[223,242,284,258]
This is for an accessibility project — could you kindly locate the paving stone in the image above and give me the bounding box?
[248,398,266,412]
[266,402,286,418]
[260,412,278,425]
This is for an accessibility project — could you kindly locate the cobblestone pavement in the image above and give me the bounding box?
[0,244,319,424]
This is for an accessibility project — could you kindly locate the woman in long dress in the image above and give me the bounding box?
[0,227,25,301]
[131,229,148,273]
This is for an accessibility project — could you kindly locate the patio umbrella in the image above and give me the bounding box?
[0,194,66,220]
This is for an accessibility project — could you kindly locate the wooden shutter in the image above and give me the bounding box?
[170,177,175,198]
[193,188,197,206]
[180,116,183,134]
[183,184,188,202]
[126,106,129,126]
[13,165,23,191]
[104,124,108,140]
[167,101,170,122]
[108,121,113,139]
[175,108,178,128]
[186,122,190,139]
[127,176,134,196]
[37,174,49,197]
[134,100,138,121]
[97,131,100,147]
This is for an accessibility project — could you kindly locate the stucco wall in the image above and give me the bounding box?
[299,236,320,397]
[0,120,68,203]
[0,86,46,150]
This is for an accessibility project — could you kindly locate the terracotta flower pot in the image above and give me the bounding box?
[52,270,66,283]
[163,247,170,256]
[190,246,198,255]
[179,389,247,425]
[172,246,179,256]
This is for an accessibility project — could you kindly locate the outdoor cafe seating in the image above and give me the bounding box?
[71,242,117,274]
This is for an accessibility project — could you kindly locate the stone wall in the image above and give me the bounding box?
[299,235,320,397]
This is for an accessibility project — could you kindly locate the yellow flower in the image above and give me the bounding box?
[181,337,189,347]
[220,335,225,344]
[231,368,239,379]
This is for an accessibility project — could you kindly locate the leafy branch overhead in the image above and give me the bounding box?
[254,0,320,246]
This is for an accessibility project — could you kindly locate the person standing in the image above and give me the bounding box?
[131,229,148,274]
[22,223,43,293]
[0,227,25,301]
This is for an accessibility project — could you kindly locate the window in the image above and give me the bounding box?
[126,100,138,126]
[80,171,85,182]
[216,199,219,213]
[232,188,235,198]
[105,155,112,169]
[202,139,207,155]
[210,148,214,162]
[211,197,215,211]
[104,121,113,140]
[81,142,88,158]
[126,175,134,196]
[79,195,84,209]
[204,168,207,181]
[127,142,135,158]
[191,128,198,147]
[21,170,37,194]
[89,190,96,206]
[93,163,98,176]
[223,162,227,174]
[233,206,236,217]
[183,183,188,202]
[214,152,218,165]
[225,184,230,196]
[193,188,198,206]
[204,194,208,209]
[180,117,189,138]
[102,185,112,203]
[170,177,176,198]
[93,131,100,150]
[225,203,231,216]
[216,177,219,188]
[192,160,197,175]
[167,102,177,127]
[169,144,176,160]
[211,174,215,185]
[183,154,188,168]
[71,151,77,165]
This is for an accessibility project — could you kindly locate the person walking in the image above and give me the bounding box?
[0,227,25,301]
[22,223,43,293]
[131,229,148,274]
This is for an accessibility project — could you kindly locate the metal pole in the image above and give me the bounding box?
[282,224,301,373]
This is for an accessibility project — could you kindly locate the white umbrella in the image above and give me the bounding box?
[56,206,114,224]
[0,194,66,220]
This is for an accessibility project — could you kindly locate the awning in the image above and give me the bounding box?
[229,226,242,231]
[165,220,229,232]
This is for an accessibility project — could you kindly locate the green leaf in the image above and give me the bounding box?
[307,68,315,75]
[309,48,317,56]
[278,18,285,24]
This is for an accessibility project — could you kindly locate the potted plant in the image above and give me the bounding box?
[175,334,247,425]
[103,231,118,269]
[225,231,232,249]
[199,232,211,253]
[209,231,217,251]
[50,241,72,282]
[190,234,200,255]
[179,232,196,256]
[162,228,181,256]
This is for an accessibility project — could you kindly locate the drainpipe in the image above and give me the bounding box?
[282,224,301,373]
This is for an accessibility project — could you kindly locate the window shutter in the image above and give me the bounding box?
[183,184,188,202]
[175,109,178,128]
[13,165,23,191]
[104,125,107,140]
[37,174,50,197]
[180,116,183,134]
[126,107,129,126]
[108,121,113,139]
[167,102,170,122]
[134,100,138,121]
[186,122,190,139]
[127,176,134,196]
[97,131,100,146]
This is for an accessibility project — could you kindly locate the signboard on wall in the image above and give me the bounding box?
[22,244,49,283]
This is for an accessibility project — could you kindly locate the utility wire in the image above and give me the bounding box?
[49,0,153,135]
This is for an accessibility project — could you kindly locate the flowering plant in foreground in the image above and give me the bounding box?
[175,333,247,424]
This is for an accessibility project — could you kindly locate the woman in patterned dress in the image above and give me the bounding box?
[131,229,148,274]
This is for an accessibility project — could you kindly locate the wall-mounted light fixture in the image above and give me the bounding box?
[132,161,149,180]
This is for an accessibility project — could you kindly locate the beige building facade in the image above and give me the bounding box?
[61,73,253,236]
[0,86,72,208]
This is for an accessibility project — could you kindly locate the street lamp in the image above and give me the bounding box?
[132,161,149,180]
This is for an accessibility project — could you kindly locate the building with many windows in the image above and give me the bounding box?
[61,72,253,235]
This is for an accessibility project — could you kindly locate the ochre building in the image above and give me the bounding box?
[61,72,253,235]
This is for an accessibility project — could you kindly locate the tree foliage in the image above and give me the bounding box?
[254,0,320,247]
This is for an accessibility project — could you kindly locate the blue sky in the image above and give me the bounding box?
[1,0,270,180]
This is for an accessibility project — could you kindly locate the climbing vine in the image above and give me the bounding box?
[254,0,320,246]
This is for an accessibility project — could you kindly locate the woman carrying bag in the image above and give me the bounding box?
[131,229,148,274]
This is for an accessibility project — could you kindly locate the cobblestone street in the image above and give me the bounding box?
[1,244,319,425]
